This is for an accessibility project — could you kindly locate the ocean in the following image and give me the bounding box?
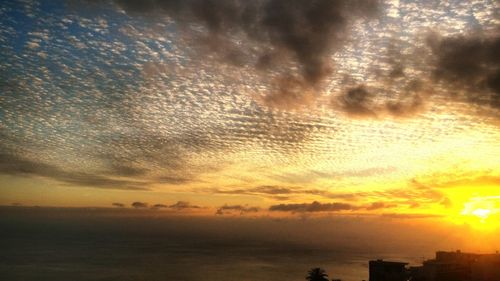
[0,207,445,281]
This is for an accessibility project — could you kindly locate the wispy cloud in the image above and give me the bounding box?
[381,213,444,219]
[112,201,203,211]
[0,151,149,190]
[216,204,260,215]
[131,202,149,208]
[169,201,201,210]
[269,201,356,213]
[152,204,168,209]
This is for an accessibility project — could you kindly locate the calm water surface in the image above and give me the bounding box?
[0,210,428,281]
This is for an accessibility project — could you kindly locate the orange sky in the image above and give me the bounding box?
[0,0,499,244]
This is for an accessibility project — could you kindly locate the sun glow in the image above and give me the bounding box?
[454,196,500,231]
[469,208,491,220]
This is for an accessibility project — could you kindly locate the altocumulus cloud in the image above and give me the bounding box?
[0,0,498,203]
[113,0,379,109]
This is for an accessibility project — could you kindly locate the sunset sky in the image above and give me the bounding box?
[0,0,499,237]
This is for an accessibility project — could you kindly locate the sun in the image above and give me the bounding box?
[469,208,491,220]
[455,196,500,231]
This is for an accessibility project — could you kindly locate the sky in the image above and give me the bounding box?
[0,0,499,239]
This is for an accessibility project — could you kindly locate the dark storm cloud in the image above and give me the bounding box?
[428,32,500,108]
[112,202,125,208]
[269,201,355,213]
[332,30,499,119]
[169,201,200,210]
[338,86,377,118]
[216,204,260,215]
[0,152,148,190]
[261,76,317,109]
[131,201,148,208]
[335,82,425,119]
[113,0,379,108]
[384,94,424,118]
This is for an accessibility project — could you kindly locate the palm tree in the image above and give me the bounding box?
[306,267,329,281]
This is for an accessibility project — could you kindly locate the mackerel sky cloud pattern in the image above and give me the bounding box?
[0,0,499,212]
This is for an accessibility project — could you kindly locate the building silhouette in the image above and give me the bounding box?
[410,250,500,281]
[369,250,500,281]
[369,260,408,281]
